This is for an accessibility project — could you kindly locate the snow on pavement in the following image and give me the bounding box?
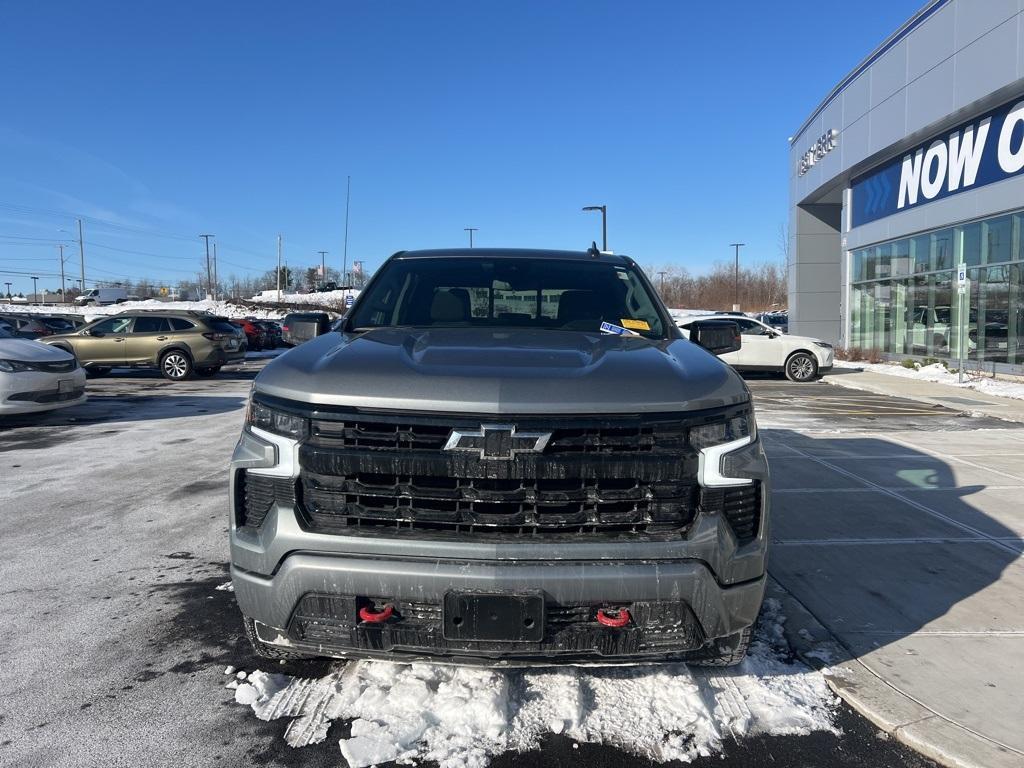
[227,599,837,767]
[834,360,1024,401]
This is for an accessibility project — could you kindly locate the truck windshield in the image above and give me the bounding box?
[348,257,667,338]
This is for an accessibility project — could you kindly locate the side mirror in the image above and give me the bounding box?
[689,320,741,356]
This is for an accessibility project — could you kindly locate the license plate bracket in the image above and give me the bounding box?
[443,592,545,642]
[57,379,74,394]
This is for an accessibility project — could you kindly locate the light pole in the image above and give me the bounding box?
[318,250,328,287]
[582,205,607,251]
[729,243,745,311]
[464,227,478,248]
[31,276,39,304]
[4,282,11,299]
[199,234,214,298]
[58,244,68,302]
[657,270,667,293]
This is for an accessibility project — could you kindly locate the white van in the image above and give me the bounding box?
[74,287,128,305]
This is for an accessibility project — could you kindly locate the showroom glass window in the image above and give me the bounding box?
[850,210,1024,368]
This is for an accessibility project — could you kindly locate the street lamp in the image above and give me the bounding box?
[464,227,478,248]
[582,206,607,252]
[4,282,11,299]
[729,243,745,311]
[31,276,39,304]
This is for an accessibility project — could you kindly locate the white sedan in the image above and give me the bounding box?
[678,315,834,382]
[0,327,87,415]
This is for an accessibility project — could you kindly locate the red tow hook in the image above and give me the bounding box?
[595,607,631,628]
[358,603,394,623]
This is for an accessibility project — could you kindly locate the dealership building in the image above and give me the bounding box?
[789,0,1024,372]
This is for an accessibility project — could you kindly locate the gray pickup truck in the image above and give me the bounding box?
[229,248,768,666]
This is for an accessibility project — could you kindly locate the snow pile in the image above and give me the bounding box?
[0,299,289,321]
[250,289,359,306]
[835,360,1024,401]
[227,600,836,767]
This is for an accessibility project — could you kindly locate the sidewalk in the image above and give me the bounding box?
[824,366,1024,423]
[762,419,1024,768]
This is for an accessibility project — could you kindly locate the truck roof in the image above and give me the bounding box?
[390,247,634,265]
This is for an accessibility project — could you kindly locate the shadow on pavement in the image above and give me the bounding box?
[763,426,1022,751]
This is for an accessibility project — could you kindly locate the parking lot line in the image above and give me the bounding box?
[781,442,1022,556]
[773,537,1024,546]
[772,485,1024,493]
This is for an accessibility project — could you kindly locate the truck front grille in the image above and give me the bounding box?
[265,404,752,539]
[300,470,696,534]
[308,414,689,455]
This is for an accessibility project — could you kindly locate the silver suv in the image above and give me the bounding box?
[229,248,768,666]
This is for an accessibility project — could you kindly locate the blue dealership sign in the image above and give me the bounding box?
[851,94,1024,227]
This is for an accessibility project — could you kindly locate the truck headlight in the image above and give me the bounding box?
[246,399,308,439]
[694,410,760,487]
[690,411,755,450]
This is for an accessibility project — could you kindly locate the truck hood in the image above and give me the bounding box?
[254,328,749,414]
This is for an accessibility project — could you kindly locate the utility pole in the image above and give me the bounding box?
[199,234,214,299]
[342,175,351,287]
[277,234,283,301]
[582,205,607,251]
[58,244,68,302]
[464,227,478,248]
[657,270,667,293]
[31,276,39,304]
[729,243,745,311]
[77,218,86,292]
[318,250,328,287]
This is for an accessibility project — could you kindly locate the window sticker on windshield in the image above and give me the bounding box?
[600,321,639,336]
[620,318,650,331]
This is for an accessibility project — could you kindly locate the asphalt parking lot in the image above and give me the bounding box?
[8,363,1018,768]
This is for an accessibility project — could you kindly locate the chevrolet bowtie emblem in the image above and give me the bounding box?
[443,424,552,460]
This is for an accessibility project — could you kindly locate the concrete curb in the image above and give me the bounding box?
[767,577,1024,768]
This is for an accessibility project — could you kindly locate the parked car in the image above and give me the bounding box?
[756,312,789,334]
[252,320,281,349]
[0,326,87,415]
[229,247,766,667]
[678,314,833,382]
[35,315,81,334]
[43,310,244,380]
[230,319,267,351]
[0,314,52,339]
[909,305,977,352]
[74,287,129,305]
[280,312,332,346]
[0,319,16,336]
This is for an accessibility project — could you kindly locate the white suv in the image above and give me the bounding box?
[678,315,834,382]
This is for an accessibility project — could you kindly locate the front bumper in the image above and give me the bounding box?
[233,556,765,665]
[0,369,87,414]
[229,422,769,664]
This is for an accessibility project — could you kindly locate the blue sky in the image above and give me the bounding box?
[0,0,922,295]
